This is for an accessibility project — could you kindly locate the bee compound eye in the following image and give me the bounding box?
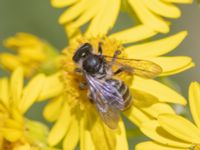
[81,52,86,57]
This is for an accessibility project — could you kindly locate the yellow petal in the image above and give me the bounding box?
[125,31,187,59]
[80,110,95,150]
[63,116,79,150]
[0,103,7,112]
[132,89,159,106]
[10,67,24,105]
[51,0,77,8]
[3,32,40,48]
[4,119,22,129]
[38,73,63,101]
[89,113,128,150]
[11,108,24,124]
[138,103,176,118]
[19,74,45,113]
[163,62,194,76]
[14,143,31,150]
[86,0,120,36]
[1,128,22,142]
[124,105,151,126]
[143,0,181,18]
[162,0,193,3]
[132,76,187,105]
[140,121,191,147]
[0,78,9,108]
[189,82,200,128]
[0,53,22,71]
[70,1,102,28]
[43,96,64,122]
[147,56,194,76]
[116,121,129,150]
[158,114,200,143]
[86,107,116,150]
[64,22,82,38]
[128,0,169,33]
[136,141,188,150]
[19,48,46,62]
[109,25,157,44]
[48,103,72,146]
[59,0,88,24]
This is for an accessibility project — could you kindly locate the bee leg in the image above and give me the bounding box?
[114,66,127,75]
[87,92,94,103]
[110,50,121,66]
[79,82,87,90]
[74,68,82,73]
[98,42,103,54]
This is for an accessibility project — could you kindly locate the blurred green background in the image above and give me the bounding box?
[0,0,200,149]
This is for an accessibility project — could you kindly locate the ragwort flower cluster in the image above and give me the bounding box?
[0,0,196,150]
[137,82,200,150]
[0,68,55,150]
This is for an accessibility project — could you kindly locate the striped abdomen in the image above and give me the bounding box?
[106,78,132,110]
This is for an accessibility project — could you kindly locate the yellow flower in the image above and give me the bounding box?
[0,68,53,149]
[136,82,200,150]
[0,33,60,77]
[38,28,194,149]
[51,0,192,37]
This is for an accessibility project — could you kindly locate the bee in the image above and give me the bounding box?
[72,43,162,129]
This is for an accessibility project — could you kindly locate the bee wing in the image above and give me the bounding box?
[85,74,123,129]
[98,105,120,129]
[105,56,162,78]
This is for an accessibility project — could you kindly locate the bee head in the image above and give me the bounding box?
[82,55,102,73]
[73,43,92,63]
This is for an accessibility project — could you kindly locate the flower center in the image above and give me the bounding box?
[191,144,200,150]
[61,36,131,109]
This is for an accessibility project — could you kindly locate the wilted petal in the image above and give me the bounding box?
[136,141,188,150]
[189,82,200,128]
[125,31,187,58]
[132,76,187,105]
[158,114,200,143]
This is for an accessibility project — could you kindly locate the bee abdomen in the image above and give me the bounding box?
[119,81,132,110]
[106,79,132,110]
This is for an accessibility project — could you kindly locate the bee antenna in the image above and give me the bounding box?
[98,42,103,55]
